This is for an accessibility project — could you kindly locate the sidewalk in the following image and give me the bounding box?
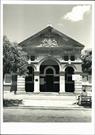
[3,92,91,122]
[3,91,86,109]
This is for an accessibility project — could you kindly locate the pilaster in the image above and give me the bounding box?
[34,71,40,93]
[73,72,82,94]
[59,72,65,93]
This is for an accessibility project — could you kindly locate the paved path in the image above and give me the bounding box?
[3,107,91,122]
[3,92,91,122]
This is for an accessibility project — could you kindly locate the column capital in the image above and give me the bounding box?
[59,71,65,76]
[34,71,40,76]
[74,72,82,75]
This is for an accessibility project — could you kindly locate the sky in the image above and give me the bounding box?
[3,4,92,49]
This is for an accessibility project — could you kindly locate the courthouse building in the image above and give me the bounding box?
[4,26,87,94]
[15,26,84,94]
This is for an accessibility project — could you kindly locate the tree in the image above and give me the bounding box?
[3,36,28,76]
[81,49,92,75]
[3,36,28,93]
[3,36,13,77]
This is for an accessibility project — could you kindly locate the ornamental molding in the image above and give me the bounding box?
[37,38,59,47]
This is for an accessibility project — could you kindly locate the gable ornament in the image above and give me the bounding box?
[38,38,58,47]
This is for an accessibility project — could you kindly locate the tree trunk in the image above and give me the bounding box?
[10,73,17,94]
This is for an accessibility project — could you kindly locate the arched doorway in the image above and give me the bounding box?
[25,66,34,92]
[40,59,59,92]
[65,66,75,92]
[45,67,55,92]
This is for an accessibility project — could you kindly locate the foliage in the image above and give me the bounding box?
[81,49,92,75]
[3,36,28,77]
[3,99,23,107]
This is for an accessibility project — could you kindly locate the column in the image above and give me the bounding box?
[59,72,65,93]
[34,71,40,93]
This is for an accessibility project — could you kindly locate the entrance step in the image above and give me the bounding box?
[16,91,79,96]
[22,95,77,100]
[20,94,77,108]
[21,99,79,108]
[4,91,78,101]
[4,91,80,108]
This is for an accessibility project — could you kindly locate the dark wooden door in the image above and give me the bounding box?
[25,75,34,92]
[45,75,54,92]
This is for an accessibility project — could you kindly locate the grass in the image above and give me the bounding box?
[3,99,23,107]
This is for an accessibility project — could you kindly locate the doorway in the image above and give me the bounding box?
[40,59,59,92]
[65,66,75,92]
[25,66,34,92]
[45,68,54,92]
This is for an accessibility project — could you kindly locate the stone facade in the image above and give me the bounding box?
[17,26,84,94]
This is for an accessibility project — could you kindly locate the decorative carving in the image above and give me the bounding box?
[38,38,58,47]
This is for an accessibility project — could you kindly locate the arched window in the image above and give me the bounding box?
[44,66,56,75]
[63,56,69,61]
[27,66,34,74]
[46,68,54,74]
[70,55,75,61]
[31,56,35,61]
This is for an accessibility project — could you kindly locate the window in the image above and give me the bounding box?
[63,56,69,61]
[46,68,54,74]
[27,66,34,74]
[4,74,12,84]
[31,56,35,61]
[70,56,75,61]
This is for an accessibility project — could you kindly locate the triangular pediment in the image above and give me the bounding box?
[19,26,84,49]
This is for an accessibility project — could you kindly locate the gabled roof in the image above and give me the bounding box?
[19,26,84,49]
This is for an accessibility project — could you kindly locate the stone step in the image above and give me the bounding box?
[23,96,76,100]
[16,91,79,95]
[4,91,78,101]
[20,93,77,107]
[4,91,79,108]
[21,98,77,107]
[14,93,78,100]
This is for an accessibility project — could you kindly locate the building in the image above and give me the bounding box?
[14,26,84,94]
[4,26,86,94]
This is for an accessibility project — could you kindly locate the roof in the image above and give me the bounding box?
[19,26,84,49]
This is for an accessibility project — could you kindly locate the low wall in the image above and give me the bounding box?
[82,84,92,92]
[3,85,11,91]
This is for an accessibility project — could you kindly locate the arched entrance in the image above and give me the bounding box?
[40,59,59,92]
[45,67,54,91]
[65,66,75,92]
[25,66,34,92]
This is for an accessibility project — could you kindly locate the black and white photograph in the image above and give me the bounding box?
[1,0,95,135]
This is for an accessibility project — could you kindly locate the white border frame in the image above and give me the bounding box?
[1,1,95,135]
